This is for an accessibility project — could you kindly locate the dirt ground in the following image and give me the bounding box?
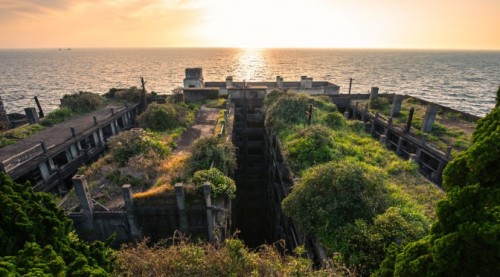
[174,105,220,154]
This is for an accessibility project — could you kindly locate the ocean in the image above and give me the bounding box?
[0,48,498,116]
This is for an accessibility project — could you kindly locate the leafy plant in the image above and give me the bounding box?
[0,173,113,275]
[188,137,237,175]
[60,91,105,114]
[192,168,236,199]
[40,107,74,126]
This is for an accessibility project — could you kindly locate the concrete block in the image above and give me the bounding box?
[421,105,438,132]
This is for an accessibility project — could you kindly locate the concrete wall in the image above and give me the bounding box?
[183,89,219,103]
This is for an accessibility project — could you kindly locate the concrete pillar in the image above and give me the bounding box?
[370,120,376,136]
[343,110,350,119]
[370,87,379,100]
[380,135,387,145]
[203,182,215,242]
[397,137,404,155]
[421,105,438,132]
[276,76,283,89]
[175,183,188,232]
[300,76,307,88]
[72,175,94,231]
[0,97,10,130]
[122,184,142,240]
[445,146,452,159]
[405,108,415,133]
[391,95,404,117]
[409,153,418,163]
[226,76,233,88]
[24,107,39,124]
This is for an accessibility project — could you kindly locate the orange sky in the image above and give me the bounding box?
[0,0,499,50]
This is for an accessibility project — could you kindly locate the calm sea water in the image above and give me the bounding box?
[0,48,498,116]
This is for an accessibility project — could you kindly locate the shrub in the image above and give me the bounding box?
[282,160,388,235]
[0,124,45,148]
[40,107,74,126]
[321,111,346,129]
[283,126,338,173]
[60,91,104,114]
[107,129,170,166]
[0,173,113,275]
[188,137,237,174]
[369,97,390,110]
[192,168,236,199]
[137,102,194,132]
[106,87,143,103]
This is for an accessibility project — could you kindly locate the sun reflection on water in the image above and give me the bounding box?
[235,48,265,81]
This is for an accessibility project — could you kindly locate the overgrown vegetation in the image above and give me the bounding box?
[188,136,237,175]
[137,102,196,132]
[375,87,500,276]
[266,90,443,275]
[60,91,105,114]
[40,107,74,126]
[114,237,340,276]
[0,124,44,148]
[364,95,475,156]
[192,168,236,199]
[0,173,113,275]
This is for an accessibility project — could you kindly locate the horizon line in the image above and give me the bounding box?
[1,46,500,52]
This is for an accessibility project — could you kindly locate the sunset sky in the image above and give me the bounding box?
[0,0,499,50]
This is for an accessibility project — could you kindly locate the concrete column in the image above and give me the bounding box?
[379,135,387,145]
[391,95,404,117]
[370,120,376,137]
[24,107,39,124]
[409,153,418,163]
[343,110,350,119]
[203,182,215,242]
[396,137,404,155]
[72,175,94,231]
[370,87,379,100]
[421,105,438,132]
[276,76,283,89]
[122,184,142,240]
[175,183,188,232]
[0,96,11,130]
[405,108,415,133]
[445,145,452,159]
[226,76,233,88]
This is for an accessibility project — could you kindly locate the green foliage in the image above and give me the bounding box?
[282,160,388,235]
[283,126,338,173]
[380,102,500,276]
[369,97,391,111]
[266,90,443,275]
[105,87,143,103]
[192,168,236,199]
[0,124,45,148]
[0,173,113,275]
[137,102,194,132]
[188,136,237,174]
[114,238,337,276]
[40,107,75,127]
[60,91,105,114]
[108,129,170,166]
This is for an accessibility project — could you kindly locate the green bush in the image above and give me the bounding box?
[283,126,338,173]
[377,91,500,276]
[0,173,113,275]
[282,160,388,235]
[369,97,390,110]
[0,124,45,148]
[192,168,236,199]
[60,91,105,114]
[107,129,170,166]
[137,102,194,132]
[321,111,346,129]
[188,137,237,174]
[40,107,74,126]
